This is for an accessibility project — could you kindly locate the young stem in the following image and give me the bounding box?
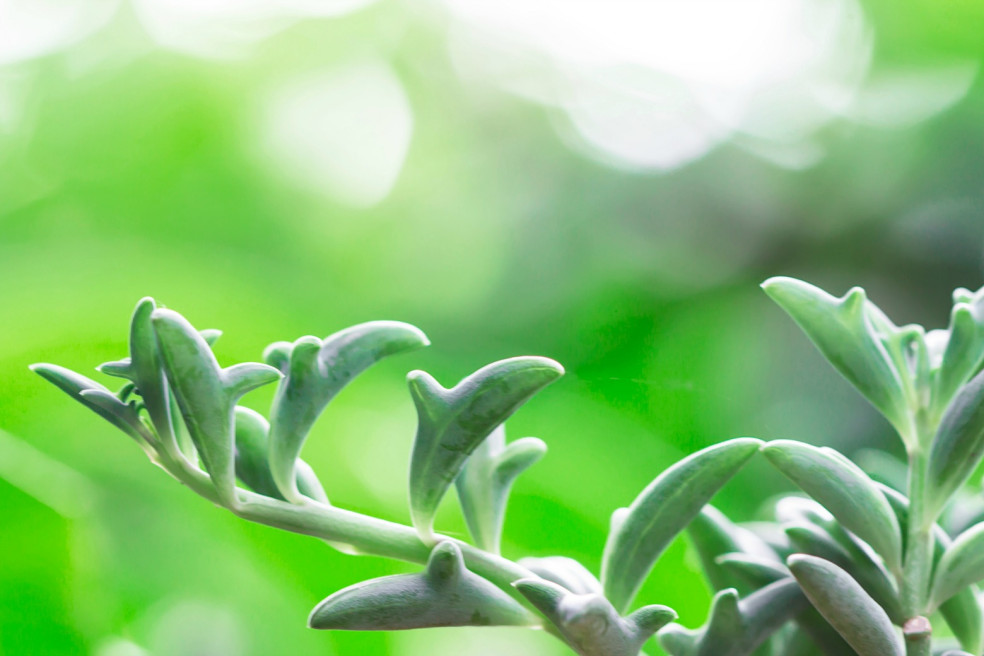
[901,447,933,621]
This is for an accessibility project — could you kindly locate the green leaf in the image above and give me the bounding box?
[931,521,984,606]
[309,541,535,630]
[267,321,429,502]
[454,424,545,554]
[927,367,984,514]
[762,277,914,442]
[152,309,282,505]
[934,286,984,416]
[601,437,762,613]
[787,554,903,656]
[408,356,563,540]
[517,556,602,595]
[513,577,674,656]
[715,554,789,588]
[688,505,778,593]
[233,407,328,504]
[31,364,151,444]
[659,580,806,656]
[761,440,902,573]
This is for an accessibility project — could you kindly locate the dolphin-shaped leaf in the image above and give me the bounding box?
[688,505,778,593]
[233,407,327,504]
[601,437,761,613]
[152,309,282,505]
[31,364,151,445]
[762,277,914,443]
[659,580,806,656]
[931,521,984,607]
[309,541,535,630]
[408,356,563,540]
[455,424,546,553]
[788,554,903,656]
[762,440,902,574]
[513,577,674,656]
[267,321,429,502]
[517,556,602,596]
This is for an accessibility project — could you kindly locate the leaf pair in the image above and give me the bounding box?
[407,356,563,541]
[309,541,535,630]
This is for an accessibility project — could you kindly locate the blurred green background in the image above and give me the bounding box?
[1,0,983,654]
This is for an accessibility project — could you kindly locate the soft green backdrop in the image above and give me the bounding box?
[1,1,983,654]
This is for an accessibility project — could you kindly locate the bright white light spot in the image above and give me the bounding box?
[133,0,377,59]
[0,0,119,65]
[256,60,413,208]
[446,0,873,171]
[849,61,979,129]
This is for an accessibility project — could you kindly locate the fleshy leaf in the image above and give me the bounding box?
[407,356,563,540]
[455,424,546,553]
[268,322,429,502]
[233,407,328,504]
[658,580,806,656]
[31,364,151,444]
[934,287,984,416]
[716,554,789,588]
[762,440,902,573]
[601,437,762,613]
[688,505,778,593]
[927,367,984,515]
[762,277,914,442]
[931,521,984,606]
[787,554,903,656]
[152,309,282,505]
[517,556,602,595]
[309,541,535,630]
[512,578,674,656]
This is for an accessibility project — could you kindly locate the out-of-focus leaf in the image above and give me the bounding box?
[233,407,327,504]
[788,555,903,656]
[455,424,545,553]
[762,440,902,573]
[513,577,674,656]
[934,287,984,416]
[31,364,151,445]
[517,556,602,596]
[659,580,806,656]
[267,321,428,502]
[927,368,984,514]
[309,541,535,630]
[716,554,789,588]
[688,505,778,593]
[407,356,563,540]
[601,437,761,613]
[762,277,914,442]
[152,308,282,505]
[931,522,984,606]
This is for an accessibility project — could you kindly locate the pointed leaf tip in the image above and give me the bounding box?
[602,437,761,613]
[409,356,563,539]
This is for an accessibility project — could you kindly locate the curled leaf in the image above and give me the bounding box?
[934,286,984,416]
[268,322,429,502]
[659,580,806,656]
[762,277,914,442]
[309,541,535,630]
[788,554,903,656]
[762,440,902,573]
[601,437,761,613]
[408,356,563,540]
[455,424,546,554]
[513,577,674,656]
[152,309,282,505]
